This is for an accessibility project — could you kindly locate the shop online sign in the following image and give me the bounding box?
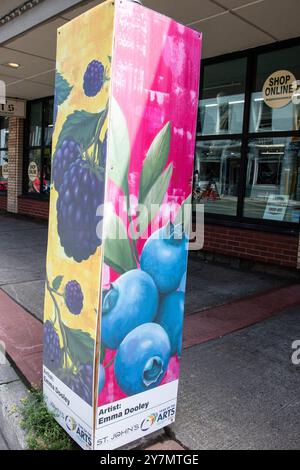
[262,70,300,109]
[43,0,201,450]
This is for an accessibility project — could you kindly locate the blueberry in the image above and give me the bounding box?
[140,224,188,294]
[65,280,84,315]
[43,321,62,371]
[101,270,159,350]
[83,60,105,97]
[156,292,185,357]
[98,364,105,394]
[115,323,171,396]
[52,139,81,192]
[57,159,105,262]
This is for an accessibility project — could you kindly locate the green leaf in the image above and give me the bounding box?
[107,97,130,195]
[63,324,94,365]
[52,275,63,291]
[100,344,106,364]
[137,163,173,236]
[175,194,192,235]
[55,71,73,106]
[139,122,171,204]
[55,109,105,154]
[103,211,136,274]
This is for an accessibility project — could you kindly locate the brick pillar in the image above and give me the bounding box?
[298,237,300,269]
[7,117,24,214]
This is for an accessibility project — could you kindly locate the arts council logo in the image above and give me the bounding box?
[141,414,158,432]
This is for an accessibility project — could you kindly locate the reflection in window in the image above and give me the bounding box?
[250,45,300,133]
[26,98,53,196]
[29,101,43,147]
[198,58,247,136]
[193,140,241,216]
[0,118,9,192]
[28,149,41,194]
[244,138,300,222]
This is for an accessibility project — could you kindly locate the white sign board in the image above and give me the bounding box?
[0,99,26,118]
[263,195,289,221]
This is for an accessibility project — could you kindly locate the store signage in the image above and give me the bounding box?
[262,70,296,109]
[28,162,38,182]
[0,99,26,118]
[263,195,289,221]
[43,0,201,451]
[2,163,8,180]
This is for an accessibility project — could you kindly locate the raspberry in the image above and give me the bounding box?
[43,321,62,371]
[83,60,105,97]
[53,139,81,192]
[57,159,105,262]
[65,280,84,315]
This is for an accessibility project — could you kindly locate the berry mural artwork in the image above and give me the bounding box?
[43,0,201,451]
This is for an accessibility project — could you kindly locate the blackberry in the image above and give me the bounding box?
[65,280,84,315]
[83,60,105,97]
[43,321,62,371]
[69,364,93,406]
[53,139,81,192]
[57,159,105,262]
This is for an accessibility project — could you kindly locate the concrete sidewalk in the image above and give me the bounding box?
[175,305,300,450]
[0,213,300,450]
[0,214,290,322]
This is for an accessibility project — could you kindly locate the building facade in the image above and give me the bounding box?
[0,0,300,271]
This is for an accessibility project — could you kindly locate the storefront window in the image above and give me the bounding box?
[244,137,300,223]
[198,58,247,136]
[25,98,53,196]
[195,40,300,227]
[0,118,9,192]
[193,140,241,216]
[250,45,300,133]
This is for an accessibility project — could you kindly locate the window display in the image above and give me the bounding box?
[25,99,53,196]
[196,41,300,226]
[198,58,247,136]
[193,140,241,216]
[244,137,300,223]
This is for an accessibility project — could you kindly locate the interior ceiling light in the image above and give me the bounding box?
[0,0,45,27]
[3,62,21,68]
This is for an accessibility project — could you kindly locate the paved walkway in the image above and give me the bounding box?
[0,214,290,322]
[175,306,300,450]
[0,213,299,449]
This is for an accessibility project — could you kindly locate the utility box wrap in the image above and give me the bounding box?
[43,0,201,450]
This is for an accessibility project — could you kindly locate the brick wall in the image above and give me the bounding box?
[7,117,24,213]
[0,194,7,211]
[18,197,49,220]
[203,224,299,269]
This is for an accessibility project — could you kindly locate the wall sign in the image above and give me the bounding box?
[0,99,26,118]
[2,163,9,180]
[28,162,38,182]
[262,70,296,109]
[263,195,289,221]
